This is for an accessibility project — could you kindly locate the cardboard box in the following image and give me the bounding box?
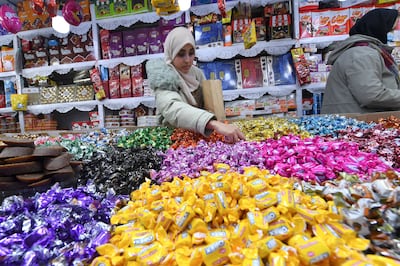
[202,80,226,121]
[342,111,400,122]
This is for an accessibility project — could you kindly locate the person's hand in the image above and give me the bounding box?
[207,120,246,143]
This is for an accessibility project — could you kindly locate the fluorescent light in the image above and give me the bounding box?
[52,12,70,34]
[178,0,191,11]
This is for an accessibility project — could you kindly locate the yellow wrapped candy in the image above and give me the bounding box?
[131,230,155,246]
[90,256,112,266]
[175,231,192,248]
[201,240,231,266]
[267,218,293,241]
[96,243,121,257]
[205,229,230,244]
[256,236,282,258]
[295,237,330,265]
[242,248,264,266]
[254,191,278,210]
[174,203,195,232]
[137,242,167,265]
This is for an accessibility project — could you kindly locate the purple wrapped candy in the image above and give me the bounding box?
[0,182,126,265]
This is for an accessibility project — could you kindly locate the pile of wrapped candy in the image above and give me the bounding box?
[0,114,400,265]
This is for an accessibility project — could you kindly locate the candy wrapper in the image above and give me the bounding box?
[291,47,311,85]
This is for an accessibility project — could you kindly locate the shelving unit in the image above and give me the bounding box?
[0,0,341,133]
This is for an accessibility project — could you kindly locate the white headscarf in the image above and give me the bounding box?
[164,27,199,106]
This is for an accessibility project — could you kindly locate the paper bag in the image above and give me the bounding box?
[202,80,226,121]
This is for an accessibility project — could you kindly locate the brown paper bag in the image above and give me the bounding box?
[202,80,226,121]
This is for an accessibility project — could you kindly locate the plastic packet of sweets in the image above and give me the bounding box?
[262,207,280,224]
[175,231,192,249]
[215,190,229,216]
[242,248,264,266]
[131,230,155,246]
[231,220,250,248]
[256,236,282,258]
[205,229,230,244]
[188,218,208,235]
[278,189,296,212]
[295,237,330,265]
[137,242,167,266]
[174,203,195,232]
[267,218,293,241]
[247,178,268,196]
[201,240,231,266]
[96,243,121,257]
[156,211,173,231]
[254,191,278,210]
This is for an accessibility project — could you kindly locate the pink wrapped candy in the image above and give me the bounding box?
[0,5,21,33]
[62,0,83,26]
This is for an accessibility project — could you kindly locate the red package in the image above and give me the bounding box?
[291,48,311,85]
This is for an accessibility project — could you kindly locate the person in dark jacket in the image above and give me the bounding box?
[321,8,400,114]
[146,27,245,143]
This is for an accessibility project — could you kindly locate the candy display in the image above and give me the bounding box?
[1,113,400,265]
[79,145,163,195]
[0,182,126,265]
[94,165,399,265]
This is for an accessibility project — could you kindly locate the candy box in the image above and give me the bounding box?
[137,115,159,127]
[135,29,149,55]
[123,30,137,57]
[109,31,123,58]
[236,57,264,89]
[194,22,224,48]
[114,0,129,15]
[331,8,349,35]
[130,0,151,14]
[269,53,297,86]
[95,0,114,18]
[312,10,331,37]
[148,27,163,54]
[159,12,185,27]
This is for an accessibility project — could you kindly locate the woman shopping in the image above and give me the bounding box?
[321,8,400,114]
[145,27,245,143]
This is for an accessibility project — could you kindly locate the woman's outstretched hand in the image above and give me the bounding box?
[207,120,246,143]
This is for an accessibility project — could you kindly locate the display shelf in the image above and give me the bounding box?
[21,61,97,79]
[27,100,99,115]
[16,21,92,40]
[190,0,284,16]
[222,85,297,101]
[9,0,342,132]
[196,39,296,60]
[302,82,326,94]
[299,35,349,49]
[0,34,14,46]
[0,107,15,114]
[95,10,185,30]
[0,71,16,79]
[97,53,164,68]
[102,96,157,110]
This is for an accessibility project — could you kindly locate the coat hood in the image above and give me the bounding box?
[145,59,182,92]
[327,34,386,65]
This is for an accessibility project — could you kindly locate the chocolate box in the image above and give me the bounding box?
[237,57,264,89]
[130,0,151,14]
[109,31,124,58]
[194,22,224,48]
[148,28,163,54]
[123,30,137,57]
[135,29,149,55]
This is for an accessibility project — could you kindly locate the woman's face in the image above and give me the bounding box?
[172,44,195,74]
